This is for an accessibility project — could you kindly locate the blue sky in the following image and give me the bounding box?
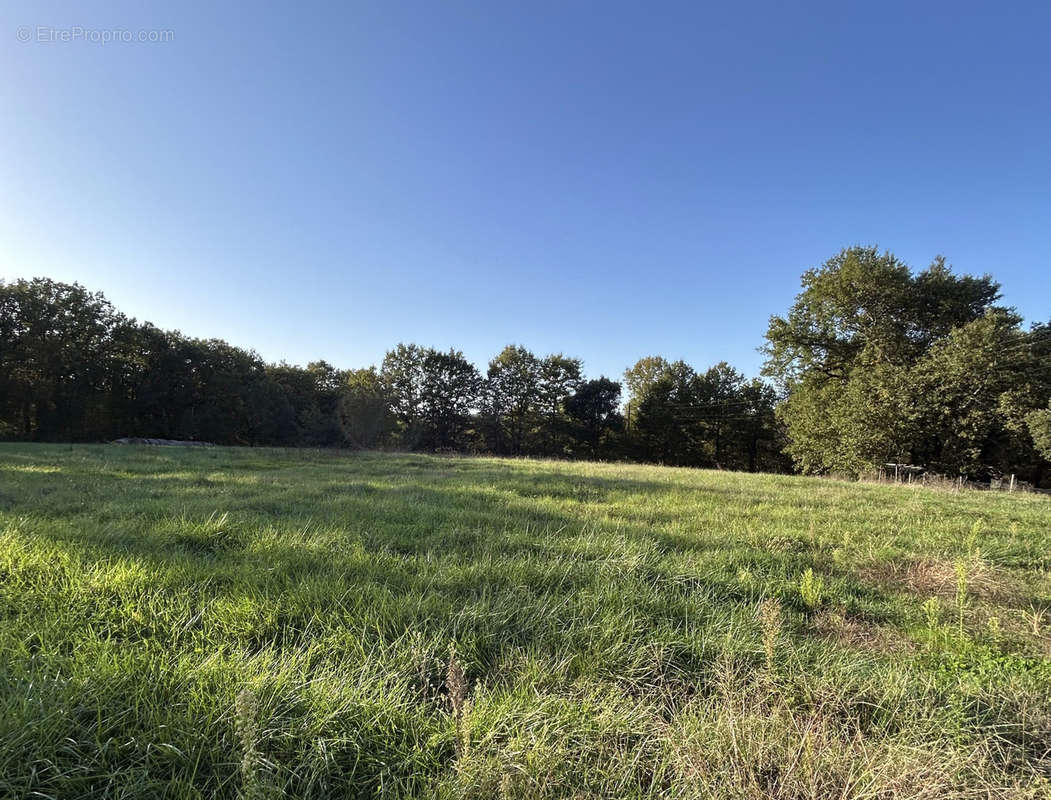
[2,1,1049,382]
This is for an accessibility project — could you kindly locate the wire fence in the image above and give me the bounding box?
[874,463,1048,494]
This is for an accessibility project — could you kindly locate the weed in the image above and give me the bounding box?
[799,568,825,610]
[234,688,265,800]
[758,597,782,675]
[446,644,467,719]
[1023,606,1047,637]
[923,597,941,631]
[986,615,1001,640]
[954,558,968,636]
[409,632,435,699]
[736,567,754,589]
[446,645,472,761]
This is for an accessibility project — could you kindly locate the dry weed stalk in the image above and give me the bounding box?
[447,644,472,761]
[758,597,782,675]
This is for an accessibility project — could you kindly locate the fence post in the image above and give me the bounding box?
[1009,474,1016,492]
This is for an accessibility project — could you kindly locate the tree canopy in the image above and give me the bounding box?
[763,247,1050,480]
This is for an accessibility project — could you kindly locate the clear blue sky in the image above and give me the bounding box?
[2,1,1049,382]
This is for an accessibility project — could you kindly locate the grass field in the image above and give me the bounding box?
[1,444,1049,799]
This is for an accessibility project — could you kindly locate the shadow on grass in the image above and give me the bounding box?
[2,447,911,660]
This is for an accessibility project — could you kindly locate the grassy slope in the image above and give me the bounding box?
[0,444,1049,799]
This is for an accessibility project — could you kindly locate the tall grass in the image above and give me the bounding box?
[0,444,1049,798]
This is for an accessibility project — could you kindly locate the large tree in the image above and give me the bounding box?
[691,362,747,467]
[380,343,429,448]
[420,348,481,450]
[629,359,701,465]
[339,368,392,449]
[484,345,542,454]
[623,355,673,429]
[565,377,623,458]
[734,378,788,473]
[626,356,783,470]
[764,247,1048,479]
[534,354,582,455]
[763,249,1000,383]
[0,278,132,441]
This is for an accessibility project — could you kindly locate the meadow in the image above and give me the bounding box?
[0,444,1049,799]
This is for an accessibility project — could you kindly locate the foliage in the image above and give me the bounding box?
[380,343,428,439]
[764,247,1051,481]
[1029,405,1051,461]
[910,310,1034,475]
[0,279,636,462]
[624,357,786,471]
[338,368,392,449]
[798,568,825,610]
[419,348,482,450]
[482,344,542,454]
[480,346,583,456]
[0,277,135,441]
[565,377,623,458]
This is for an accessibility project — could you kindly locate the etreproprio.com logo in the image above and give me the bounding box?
[17,26,175,44]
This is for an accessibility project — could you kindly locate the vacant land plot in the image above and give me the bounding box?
[0,445,1049,799]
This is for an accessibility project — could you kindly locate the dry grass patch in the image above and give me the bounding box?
[666,663,1047,800]
[972,606,1051,658]
[812,610,917,655]
[861,558,1027,605]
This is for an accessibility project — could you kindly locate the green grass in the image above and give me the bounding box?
[1,444,1049,799]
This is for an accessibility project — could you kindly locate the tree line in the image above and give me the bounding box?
[0,278,783,469]
[3,247,1050,485]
